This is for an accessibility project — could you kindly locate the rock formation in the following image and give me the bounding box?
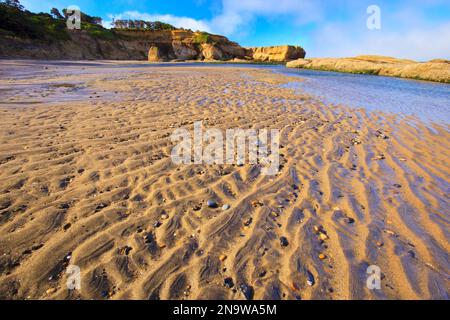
[246,45,306,62]
[145,30,249,62]
[286,56,450,83]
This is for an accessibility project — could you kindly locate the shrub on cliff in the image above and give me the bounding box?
[0,4,115,41]
[0,3,69,40]
[193,32,211,44]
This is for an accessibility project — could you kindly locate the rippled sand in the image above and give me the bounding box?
[0,61,449,300]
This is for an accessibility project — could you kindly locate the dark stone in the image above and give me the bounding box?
[153,221,162,228]
[280,236,289,247]
[306,270,315,286]
[207,199,218,208]
[224,277,234,288]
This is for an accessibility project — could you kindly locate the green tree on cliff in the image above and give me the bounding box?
[62,9,102,25]
[50,8,64,20]
[3,0,24,10]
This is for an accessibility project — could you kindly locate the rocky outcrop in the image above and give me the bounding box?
[171,41,198,60]
[286,55,450,83]
[200,43,223,60]
[148,46,162,62]
[145,31,250,62]
[286,58,310,68]
[247,45,306,62]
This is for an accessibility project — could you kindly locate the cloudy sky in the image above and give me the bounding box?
[19,0,450,60]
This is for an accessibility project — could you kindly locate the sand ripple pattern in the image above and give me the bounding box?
[0,64,449,300]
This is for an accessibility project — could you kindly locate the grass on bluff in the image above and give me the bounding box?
[82,23,115,40]
[193,32,212,44]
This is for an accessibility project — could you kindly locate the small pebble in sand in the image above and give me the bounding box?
[376,241,384,247]
[46,288,57,295]
[153,221,162,228]
[306,271,315,286]
[219,254,227,262]
[318,233,329,241]
[119,246,132,255]
[280,236,289,247]
[222,204,230,210]
[252,200,263,208]
[319,253,327,260]
[375,130,389,139]
[346,217,355,224]
[224,277,234,288]
[244,217,253,226]
[207,199,218,208]
[160,214,169,220]
[372,154,385,160]
[385,229,397,237]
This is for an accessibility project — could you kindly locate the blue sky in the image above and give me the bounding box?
[19,0,450,60]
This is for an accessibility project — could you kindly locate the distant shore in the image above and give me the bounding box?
[286,55,450,83]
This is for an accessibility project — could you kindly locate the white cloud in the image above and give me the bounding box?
[308,15,450,60]
[210,0,324,35]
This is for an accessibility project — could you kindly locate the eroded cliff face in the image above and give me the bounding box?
[0,27,305,63]
[0,30,151,60]
[246,45,306,62]
[148,42,306,62]
[146,30,247,62]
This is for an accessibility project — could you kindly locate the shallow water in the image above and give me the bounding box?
[1,60,449,124]
[276,67,450,125]
[142,62,450,124]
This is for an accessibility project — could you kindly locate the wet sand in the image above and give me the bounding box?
[0,61,449,300]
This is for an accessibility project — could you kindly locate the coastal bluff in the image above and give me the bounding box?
[0,25,304,63]
[0,5,304,62]
[286,55,450,83]
[147,31,305,62]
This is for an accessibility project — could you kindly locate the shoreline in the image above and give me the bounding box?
[2,56,449,84]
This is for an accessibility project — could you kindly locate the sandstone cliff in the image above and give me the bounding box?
[0,29,247,61]
[246,45,306,62]
[146,30,248,62]
[0,27,304,63]
[286,55,450,83]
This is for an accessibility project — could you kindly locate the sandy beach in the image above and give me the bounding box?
[0,61,449,300]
